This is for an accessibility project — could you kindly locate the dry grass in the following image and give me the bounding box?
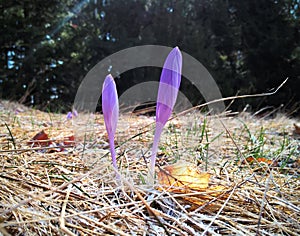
[0,100,299,235]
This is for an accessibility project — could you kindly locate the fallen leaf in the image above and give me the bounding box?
[157,163,230,211]
[63,135,75,145]
[28,131,75,152]
[28,130,50,147]
[245,157,273,165]
[158,163,211,191]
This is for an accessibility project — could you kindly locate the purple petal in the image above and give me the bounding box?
[102,74,119,136]
[148,47,182,185]
[67,110,78,120]
[156,46,182,126]
[72,110,78,117]
[66,112,73,120]
[102,74,119,171]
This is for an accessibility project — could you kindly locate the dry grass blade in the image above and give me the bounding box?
[60,185,76,236]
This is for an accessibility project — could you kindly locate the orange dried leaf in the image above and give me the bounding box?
[158,163,230,211]
[256,157,273,165]
[158,163,211,191]
[245,157,273,165]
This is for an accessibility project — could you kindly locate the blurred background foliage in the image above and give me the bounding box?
[1,0,300,114]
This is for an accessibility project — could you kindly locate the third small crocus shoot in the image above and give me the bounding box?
[148,47,182,185]
[102,74,119,178]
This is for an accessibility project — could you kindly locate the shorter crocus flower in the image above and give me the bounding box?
[66,110,78,120]
[148,47,182,185]
[102,74,119,175]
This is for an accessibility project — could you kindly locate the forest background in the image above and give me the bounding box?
[1,0,300,114]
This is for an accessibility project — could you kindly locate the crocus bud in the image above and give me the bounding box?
[102,74,119,173]
[66,112,73,120]
[149,47,182,185]
[66,110,78,120]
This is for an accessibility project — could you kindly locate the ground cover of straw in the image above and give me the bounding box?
[0,100,299,235]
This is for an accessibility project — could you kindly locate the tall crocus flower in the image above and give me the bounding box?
[149,47,182,185]
[102,74,119,174]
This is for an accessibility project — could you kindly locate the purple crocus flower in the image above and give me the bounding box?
[66,112,73,120]
[102,74,119,173]
[149,47,182,184]
[66,110,78,120]
[72,109,78,117]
